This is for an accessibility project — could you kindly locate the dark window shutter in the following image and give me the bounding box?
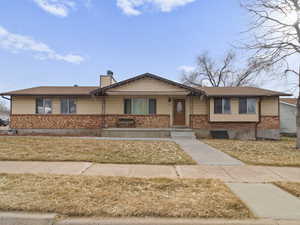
[239,98,247,114]
[214,98,223,114]
[149,99,156,114]
[124,99,132,114]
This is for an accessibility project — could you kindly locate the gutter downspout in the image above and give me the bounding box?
[255,97,262,140]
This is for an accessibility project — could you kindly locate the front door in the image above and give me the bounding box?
[173,99,186,126]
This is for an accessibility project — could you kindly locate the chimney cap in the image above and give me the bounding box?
[107,70,113,76]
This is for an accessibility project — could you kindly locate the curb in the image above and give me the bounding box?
[0,212,57,225]
[0,212,299,225]
[54,218,287,225]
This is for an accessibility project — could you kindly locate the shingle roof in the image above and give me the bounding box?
[280,98,297,105]
[197,86,291,97]
[0,74,292,97]
[0,86,98,96]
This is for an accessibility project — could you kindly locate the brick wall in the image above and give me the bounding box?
[190,115,279,130]
[257,116,280,129]
[10,114,170,129]
[10,115,103,129]
[104,115,170,128]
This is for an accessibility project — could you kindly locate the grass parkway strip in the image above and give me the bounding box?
[0,174,253,219]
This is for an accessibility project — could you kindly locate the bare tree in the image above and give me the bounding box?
[0,99,9,113]
[181,50,267,87]
[242,0,300,148]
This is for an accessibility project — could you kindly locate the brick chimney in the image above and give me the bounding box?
[100,70,116,88]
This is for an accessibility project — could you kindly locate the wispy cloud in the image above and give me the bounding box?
[33,0,76,17]
[178,65,195,73]
[0,26,84,64]
[117,0,196,16]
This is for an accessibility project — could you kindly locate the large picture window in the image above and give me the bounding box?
[239,98,256,114]
[61,98,76,114]
[36,98,52,114]
[124,98,157,115]
[214,98,231,114]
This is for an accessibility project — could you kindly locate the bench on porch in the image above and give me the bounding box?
[116,118,136,128]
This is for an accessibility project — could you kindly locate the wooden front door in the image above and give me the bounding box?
[173,99,186,126]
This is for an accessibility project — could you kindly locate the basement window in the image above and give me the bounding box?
[124,98,157,115]
[36,98,52,114]
[61,98,76,114]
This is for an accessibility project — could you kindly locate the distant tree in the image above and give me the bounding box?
[181,50,268,87]
[241,0,300,148]
[0,99,9,113]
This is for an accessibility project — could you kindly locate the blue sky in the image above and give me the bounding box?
[0,0,294,96]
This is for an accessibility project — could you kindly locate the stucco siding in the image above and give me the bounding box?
[209,97,259,122]
[261,97,279,116]
[280,103,296,134]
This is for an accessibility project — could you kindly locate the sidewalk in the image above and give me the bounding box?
[1,161,300,182]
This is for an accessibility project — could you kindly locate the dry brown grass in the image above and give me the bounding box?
[274,182,300,198]
[203,138,300,167]
[0,137,195,165]
[0,174,253,218]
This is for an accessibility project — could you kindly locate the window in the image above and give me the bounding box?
[124,98,156,115]
[239,98,256,114]
[214,98,231,114]
[61,98,76,114]
[36,98,52,114]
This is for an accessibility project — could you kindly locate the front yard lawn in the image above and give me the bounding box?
[0,174,253,218]
[203,138,300,167]
[274,182,300,198]
[0,137,195,165]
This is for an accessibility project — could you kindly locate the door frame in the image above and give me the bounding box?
[173,98,186,126]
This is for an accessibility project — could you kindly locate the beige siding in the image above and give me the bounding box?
[192,96,208,115]
[105,96,123,114]
[12,96,36,114]
[156,96,171,114]
[108,77,189,94]
[209,97,259,122]
[12,96,102,115]
[261,97,279,116]
[76,97,102,114]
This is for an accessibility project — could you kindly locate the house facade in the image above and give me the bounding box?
[0,73,290,139]
[280,98,297,135]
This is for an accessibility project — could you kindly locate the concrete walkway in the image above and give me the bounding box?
[174,138,244,166]
[1,161,300,182]
[227,183,300,220]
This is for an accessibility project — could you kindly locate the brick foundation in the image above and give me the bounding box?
[10,115,103,129]
[190,115,279,130]
[10,114,170,129]
[104,115,170,128]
